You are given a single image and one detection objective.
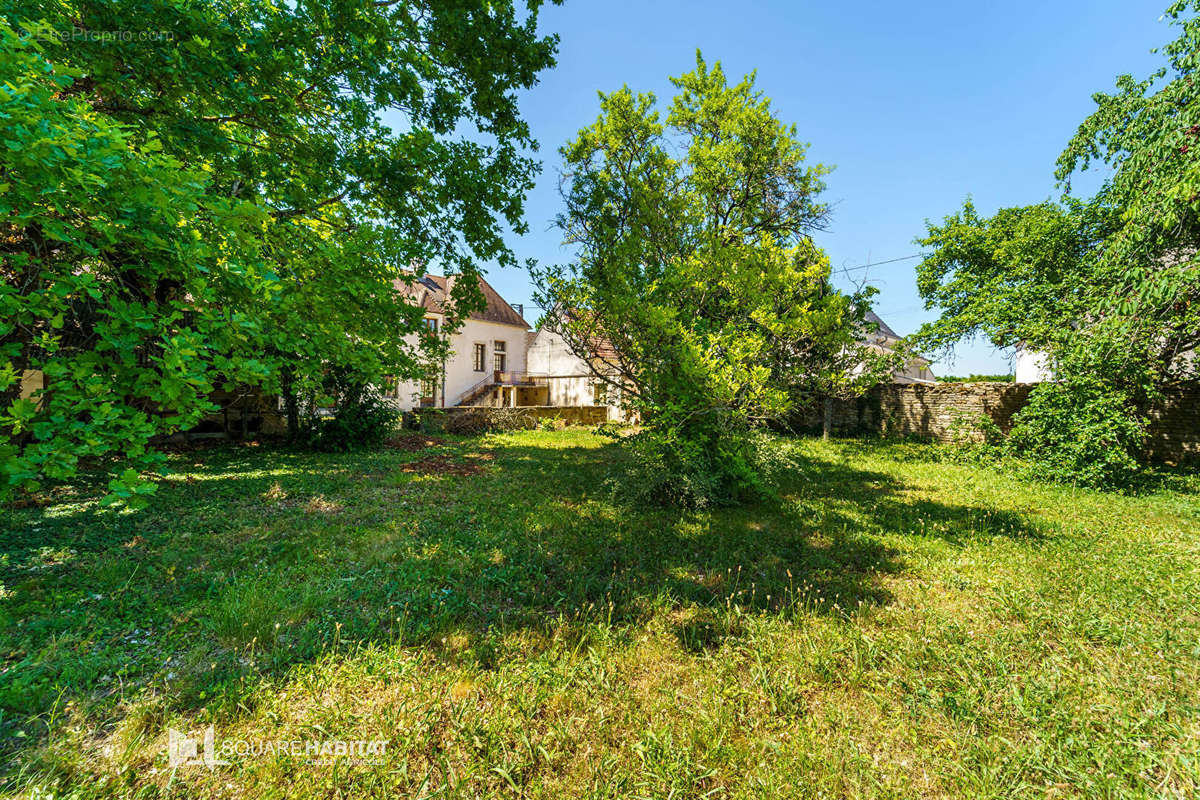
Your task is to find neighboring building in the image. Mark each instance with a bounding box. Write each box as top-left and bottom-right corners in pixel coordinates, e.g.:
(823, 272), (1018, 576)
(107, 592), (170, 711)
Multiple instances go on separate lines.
(1014, 343), (1054, 383)
(525, 325), (631, 421)
(861, 311), (937, 384)
(389, 273), (540, 410)
(524, 309), (927, 423)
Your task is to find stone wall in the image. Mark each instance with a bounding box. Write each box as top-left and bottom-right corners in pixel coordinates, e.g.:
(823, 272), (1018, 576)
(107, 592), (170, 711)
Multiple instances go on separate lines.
(1145, 384), (1200, 464)
(183, 387), (288, 439)
(791, 382), (1032, 441)
(792, 381), (1199, 464)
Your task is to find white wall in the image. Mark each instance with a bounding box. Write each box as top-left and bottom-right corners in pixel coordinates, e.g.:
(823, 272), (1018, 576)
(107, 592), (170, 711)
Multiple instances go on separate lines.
(544, 375), (597, 406)
(527, 328), (629, 420)
(1014, 346), (1053, 383)
(526, 327), (591, 376)
(394, 315), (528, 410)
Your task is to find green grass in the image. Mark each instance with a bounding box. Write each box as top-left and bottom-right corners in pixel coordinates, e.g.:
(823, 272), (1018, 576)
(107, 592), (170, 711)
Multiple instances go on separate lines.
(2, 430), (1199, 798)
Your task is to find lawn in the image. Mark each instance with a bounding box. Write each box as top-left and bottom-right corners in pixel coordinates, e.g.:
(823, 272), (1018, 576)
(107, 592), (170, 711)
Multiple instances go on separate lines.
(2, 429), (1199, 798)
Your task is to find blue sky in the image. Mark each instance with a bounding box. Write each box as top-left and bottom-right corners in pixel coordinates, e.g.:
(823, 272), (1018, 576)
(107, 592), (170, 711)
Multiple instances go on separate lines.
(480, 0), (1170, 375)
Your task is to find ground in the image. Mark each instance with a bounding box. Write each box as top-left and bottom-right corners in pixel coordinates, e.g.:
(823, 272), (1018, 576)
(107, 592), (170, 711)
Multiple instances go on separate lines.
(2, 430), (1199, 798)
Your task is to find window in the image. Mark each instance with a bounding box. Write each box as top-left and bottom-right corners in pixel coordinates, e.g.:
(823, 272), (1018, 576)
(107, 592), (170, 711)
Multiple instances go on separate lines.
(593, 382), (608, 405)
(420, 377), (436, 398)
(493, 340), (506, 372)
(423, 317), (438, 334)
(472, 343), (486, 372)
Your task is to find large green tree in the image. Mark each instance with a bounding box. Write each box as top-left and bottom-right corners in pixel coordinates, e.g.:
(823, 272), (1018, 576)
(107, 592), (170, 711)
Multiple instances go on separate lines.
(1056, 0), (1200, 380)
(913, 1), (1200, 486)
(914, 199), (1117, 359)
(0, 2), (557, 501)
(534, 54), (873, 506)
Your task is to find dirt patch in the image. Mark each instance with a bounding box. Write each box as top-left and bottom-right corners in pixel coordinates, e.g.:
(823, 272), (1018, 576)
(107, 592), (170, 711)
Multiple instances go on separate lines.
(386, 433), (448, 452)
(304, 494), (344, 514)
(401, 453), (491, 477)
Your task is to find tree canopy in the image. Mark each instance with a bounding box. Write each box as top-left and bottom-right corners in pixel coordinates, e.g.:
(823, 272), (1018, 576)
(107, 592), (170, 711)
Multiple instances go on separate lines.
(1, 1), (558, 502)
(534, 53), (875, 505)
(1057, 0), (1200, 366)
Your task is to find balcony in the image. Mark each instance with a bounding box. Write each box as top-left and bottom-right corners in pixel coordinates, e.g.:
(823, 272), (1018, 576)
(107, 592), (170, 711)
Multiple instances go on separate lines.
(492, 370), (548, 386)
(456, 371), (549, 407)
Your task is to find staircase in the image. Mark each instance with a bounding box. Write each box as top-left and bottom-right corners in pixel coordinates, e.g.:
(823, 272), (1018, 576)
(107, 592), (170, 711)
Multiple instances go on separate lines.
(454, 371), (547, 407)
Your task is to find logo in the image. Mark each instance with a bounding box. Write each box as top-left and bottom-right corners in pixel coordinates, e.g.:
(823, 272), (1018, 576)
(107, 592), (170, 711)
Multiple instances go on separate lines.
(165, 725), (390, 769)
(168, 726), (228, 769)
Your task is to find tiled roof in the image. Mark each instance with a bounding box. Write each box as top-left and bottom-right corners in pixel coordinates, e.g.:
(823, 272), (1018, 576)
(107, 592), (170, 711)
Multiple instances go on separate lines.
(863, 310), (901, 341)
(397, 273), (530, 329)
(541, 306), (621, 363)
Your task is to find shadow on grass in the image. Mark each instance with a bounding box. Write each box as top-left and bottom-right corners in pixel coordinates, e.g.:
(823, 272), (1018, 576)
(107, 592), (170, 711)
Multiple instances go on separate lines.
(0, 433), (1048, 768)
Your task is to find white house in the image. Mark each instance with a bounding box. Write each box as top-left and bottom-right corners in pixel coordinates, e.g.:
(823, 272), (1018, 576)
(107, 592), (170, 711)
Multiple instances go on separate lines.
(389, 273), (538, 410)
(525, 325), (630, 420)
(386, 276), (933, 414)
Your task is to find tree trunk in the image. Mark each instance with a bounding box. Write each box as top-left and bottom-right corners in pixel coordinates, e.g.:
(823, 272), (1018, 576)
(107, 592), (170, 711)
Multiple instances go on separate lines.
(281, 366), (300, 443)
(822, 396), (833, 440)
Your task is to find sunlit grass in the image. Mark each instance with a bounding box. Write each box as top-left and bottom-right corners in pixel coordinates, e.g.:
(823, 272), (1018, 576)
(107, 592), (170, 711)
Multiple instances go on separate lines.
(2, 430), (1198, 798)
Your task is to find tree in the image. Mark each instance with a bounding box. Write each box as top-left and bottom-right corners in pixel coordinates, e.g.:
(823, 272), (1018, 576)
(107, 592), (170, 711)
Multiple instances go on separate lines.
(1056, 0), (1200, 390)
(534, 53), (872, 506)
(912, 1), (1200, 486)
(913, 199), (1117, 359)
(1, 2), (558, 502)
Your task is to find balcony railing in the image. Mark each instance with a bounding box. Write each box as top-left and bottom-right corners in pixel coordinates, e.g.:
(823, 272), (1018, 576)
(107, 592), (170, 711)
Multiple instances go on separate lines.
(454, 371), (549, 406)
(492, 370), (547, 386)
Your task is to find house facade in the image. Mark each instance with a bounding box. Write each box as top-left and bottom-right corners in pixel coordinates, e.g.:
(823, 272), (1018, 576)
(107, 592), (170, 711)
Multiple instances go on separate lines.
(389, 274), (538, 410)
(525, 326), (630, 420)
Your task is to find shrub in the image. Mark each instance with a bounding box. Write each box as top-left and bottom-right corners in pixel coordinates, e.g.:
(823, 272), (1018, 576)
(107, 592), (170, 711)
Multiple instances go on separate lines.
(304, 367), (400, 451)
(1006, 379), (1146, 489)
(939, 412), (1007, 466)
(612, 423), (794, 509)
(419, 409), (450, 434)
(593, 420), (624, 438)
(439, 407), (539, 434)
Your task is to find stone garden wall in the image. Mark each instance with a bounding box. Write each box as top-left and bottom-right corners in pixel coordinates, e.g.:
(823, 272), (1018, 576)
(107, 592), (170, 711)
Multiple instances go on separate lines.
(1144, 383), (1200, 464)
(791, 381), (1199, 464)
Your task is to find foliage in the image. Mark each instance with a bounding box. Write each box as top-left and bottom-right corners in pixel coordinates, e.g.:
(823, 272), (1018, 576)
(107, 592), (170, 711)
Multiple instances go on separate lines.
(943, 411), (1005, 448)
(592, 419), (625, 438)
(617, 424), (811, 509)
(4, 431), (1199, 797)
(915, 3), (1200, 486)
(914, 199), (1118, 357)
(430, 406), (543, 435)
(1006, 379), (1147, 489)
(301, 368), (400, 452)
(534, 53), (874, 505)
(614, 419), (754, 509)
(1056, 0), (1200, 379)
(0, 2), (558, 503)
